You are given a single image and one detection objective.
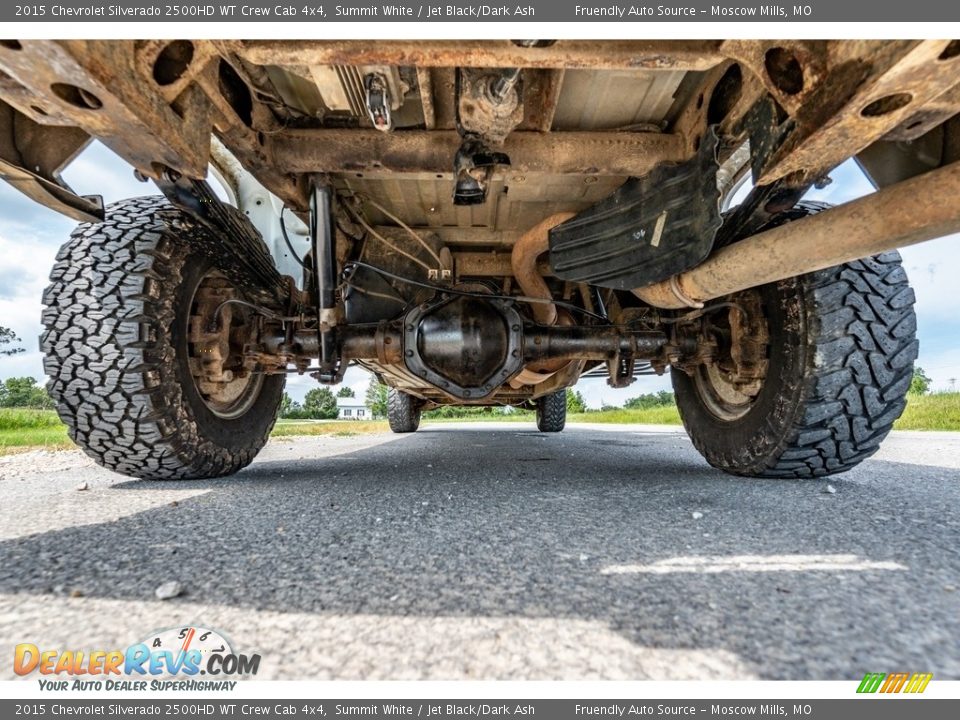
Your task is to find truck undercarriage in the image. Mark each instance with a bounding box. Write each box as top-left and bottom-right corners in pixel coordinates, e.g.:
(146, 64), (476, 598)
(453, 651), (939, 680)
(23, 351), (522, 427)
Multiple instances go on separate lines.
(2, 39), (959, 480)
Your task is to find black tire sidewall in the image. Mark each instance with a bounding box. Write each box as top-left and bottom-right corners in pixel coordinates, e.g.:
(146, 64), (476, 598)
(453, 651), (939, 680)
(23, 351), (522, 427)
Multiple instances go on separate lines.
(671, 275), (809, 474)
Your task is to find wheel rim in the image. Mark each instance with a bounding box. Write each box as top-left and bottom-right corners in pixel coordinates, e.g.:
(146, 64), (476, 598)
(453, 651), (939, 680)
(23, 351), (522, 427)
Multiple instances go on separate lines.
(186, 271), (264, 419)
(694, 362), (757, 420)
(691, 289), (770, 422)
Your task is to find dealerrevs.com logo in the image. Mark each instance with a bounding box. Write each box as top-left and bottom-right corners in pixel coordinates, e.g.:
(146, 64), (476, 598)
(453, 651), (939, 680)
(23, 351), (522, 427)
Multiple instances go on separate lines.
(14, 626), (259, 691)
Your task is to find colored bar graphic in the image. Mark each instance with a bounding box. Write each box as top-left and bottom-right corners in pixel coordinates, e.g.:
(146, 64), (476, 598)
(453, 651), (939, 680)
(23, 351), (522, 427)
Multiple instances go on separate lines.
(883, 672), (901, 692)
(857, 672), (932, 694)
(905, 673), (934, 693)
(857, 673), (886, 693)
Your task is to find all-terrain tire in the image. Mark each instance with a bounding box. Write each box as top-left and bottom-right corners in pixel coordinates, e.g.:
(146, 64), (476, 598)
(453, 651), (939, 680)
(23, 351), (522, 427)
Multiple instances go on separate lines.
(673, 207), (917, 478)
(387, 388), (421, 433)
(41, 196), (285, 481)
(536, 390), (567, 433)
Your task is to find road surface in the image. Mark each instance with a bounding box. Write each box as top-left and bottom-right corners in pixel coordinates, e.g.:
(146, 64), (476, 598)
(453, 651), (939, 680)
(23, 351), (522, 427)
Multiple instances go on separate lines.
(1, 423), (958, 680)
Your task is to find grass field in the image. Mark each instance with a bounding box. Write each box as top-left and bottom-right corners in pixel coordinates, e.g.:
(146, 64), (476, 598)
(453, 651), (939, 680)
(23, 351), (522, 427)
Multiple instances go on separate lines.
(0, 408), (73, 452)
(1, 393), (958, 455)
(272, 419), (389, 437)
(892, 392), (960, 431)
(570, 405), (683, 425)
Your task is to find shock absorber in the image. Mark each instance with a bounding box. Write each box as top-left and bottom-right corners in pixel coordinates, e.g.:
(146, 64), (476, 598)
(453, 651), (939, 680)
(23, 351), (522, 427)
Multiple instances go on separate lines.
(311, 181), (340, 381)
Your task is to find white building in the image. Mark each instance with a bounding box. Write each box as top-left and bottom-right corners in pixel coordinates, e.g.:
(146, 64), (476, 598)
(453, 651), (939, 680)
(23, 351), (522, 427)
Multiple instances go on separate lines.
(336, 397), (368, 420)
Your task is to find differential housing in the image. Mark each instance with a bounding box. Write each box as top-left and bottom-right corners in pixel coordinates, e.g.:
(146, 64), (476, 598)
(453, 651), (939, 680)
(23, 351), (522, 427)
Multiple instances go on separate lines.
(402, 294), (525, 400)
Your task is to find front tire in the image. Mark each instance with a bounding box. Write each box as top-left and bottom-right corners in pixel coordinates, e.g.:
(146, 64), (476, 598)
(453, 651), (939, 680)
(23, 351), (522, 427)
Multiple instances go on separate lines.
(673, 248), (917, 478)
(41, 196), (285, 481)
(536, 390), (567, 433)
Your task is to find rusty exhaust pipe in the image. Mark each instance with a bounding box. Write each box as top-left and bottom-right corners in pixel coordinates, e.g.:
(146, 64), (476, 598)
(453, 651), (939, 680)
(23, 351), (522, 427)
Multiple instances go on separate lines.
(510, 212), (576, 385)
(512, 212), (576, 324)
(634, 161), (960, 309)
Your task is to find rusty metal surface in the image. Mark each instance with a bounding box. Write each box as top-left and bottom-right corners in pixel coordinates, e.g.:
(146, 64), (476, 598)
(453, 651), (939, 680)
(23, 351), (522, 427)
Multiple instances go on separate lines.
(342, 175), (626, 237)
(233, 40), (726, 71)
(511, 212), (575, 326)
(416, 67), (436, 130)
(454, 252), (552, 277)
(2, 38), (960, 282)
(0, 98), (102, 221)
(0, 40), (211, 177)
(457, 68), (525, 145)
(550, 68), (685, 131)
(523, 68), (565, 133)
(269, 128), (686, 175)
(741, 40), (960, 185)
(634, 160), (960, 309)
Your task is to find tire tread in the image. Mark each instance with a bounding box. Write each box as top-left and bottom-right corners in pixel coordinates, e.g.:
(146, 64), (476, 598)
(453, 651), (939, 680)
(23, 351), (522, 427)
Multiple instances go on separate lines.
(387, 389), (421, 433)
(41, 196), (280, 480)
(536, 391), (566, 433)
(678, 204), (917, 478)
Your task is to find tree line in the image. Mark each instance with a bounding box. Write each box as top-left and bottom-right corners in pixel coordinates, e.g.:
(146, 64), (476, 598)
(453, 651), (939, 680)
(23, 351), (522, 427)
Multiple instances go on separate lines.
(281, 386), (356, 419)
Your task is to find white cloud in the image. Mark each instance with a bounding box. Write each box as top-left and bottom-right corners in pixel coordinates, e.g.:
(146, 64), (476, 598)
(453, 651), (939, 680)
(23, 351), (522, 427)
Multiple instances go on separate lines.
(899, 235), (958, 322)
(61, 141), (158, 205)
(0, 230), (57, 379)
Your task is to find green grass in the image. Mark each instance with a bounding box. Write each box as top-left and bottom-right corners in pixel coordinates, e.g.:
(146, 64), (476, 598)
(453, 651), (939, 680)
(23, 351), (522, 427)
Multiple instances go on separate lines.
(894, 392), (960, 431)
(0, 408), (72, 453)
(270, 419), (389, 437)
(570, 406), (683, 425)
(424, 412), (532, 422)
(569, 393), (960, 430)
(1, 393), (957, 454)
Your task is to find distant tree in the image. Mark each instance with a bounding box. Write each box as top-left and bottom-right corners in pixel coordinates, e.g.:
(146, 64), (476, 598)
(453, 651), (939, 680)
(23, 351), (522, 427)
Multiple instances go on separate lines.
(0, 326), (24, 357)
(909, 366), (932, 395)
(0, 376), (54, 409)
(336, 386), (355, 398)
(566, 389), (587, 414)
(303, 387), (338, 419)
(281, 400), (306, 419)
(624, 391), (676, 410)
(279, 392), (297, 417)
(365, 381), (389, 419)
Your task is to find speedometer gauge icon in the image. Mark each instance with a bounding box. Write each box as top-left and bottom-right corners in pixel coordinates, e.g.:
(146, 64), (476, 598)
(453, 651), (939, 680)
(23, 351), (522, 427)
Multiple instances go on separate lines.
(139, 626), (234, 677)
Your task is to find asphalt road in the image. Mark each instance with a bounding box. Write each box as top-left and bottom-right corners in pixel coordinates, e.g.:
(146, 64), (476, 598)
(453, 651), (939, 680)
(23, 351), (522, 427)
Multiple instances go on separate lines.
(1, 423), (958, 681)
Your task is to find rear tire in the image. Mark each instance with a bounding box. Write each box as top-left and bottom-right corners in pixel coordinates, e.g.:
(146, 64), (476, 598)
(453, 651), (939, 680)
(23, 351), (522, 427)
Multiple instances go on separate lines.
(673, 232), (917, 478)
(41, 196), (285, 481)
(536, 390), (567, 433)
(387, 388), (421, 433)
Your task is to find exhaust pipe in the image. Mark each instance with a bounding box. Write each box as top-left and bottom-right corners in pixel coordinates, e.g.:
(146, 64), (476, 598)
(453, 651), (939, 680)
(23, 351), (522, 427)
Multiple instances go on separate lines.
(512, 212), (575, 324)
(634, 161), (960, 309)
(510, 212), (576, 386)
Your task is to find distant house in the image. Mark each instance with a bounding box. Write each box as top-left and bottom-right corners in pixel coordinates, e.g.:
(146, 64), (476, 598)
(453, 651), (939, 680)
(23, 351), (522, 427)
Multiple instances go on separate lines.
(337, 397), (368, 420)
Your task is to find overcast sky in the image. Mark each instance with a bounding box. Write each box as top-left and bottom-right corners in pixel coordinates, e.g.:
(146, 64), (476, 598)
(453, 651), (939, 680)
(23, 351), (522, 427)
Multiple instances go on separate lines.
(1, 142), (958, 407)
